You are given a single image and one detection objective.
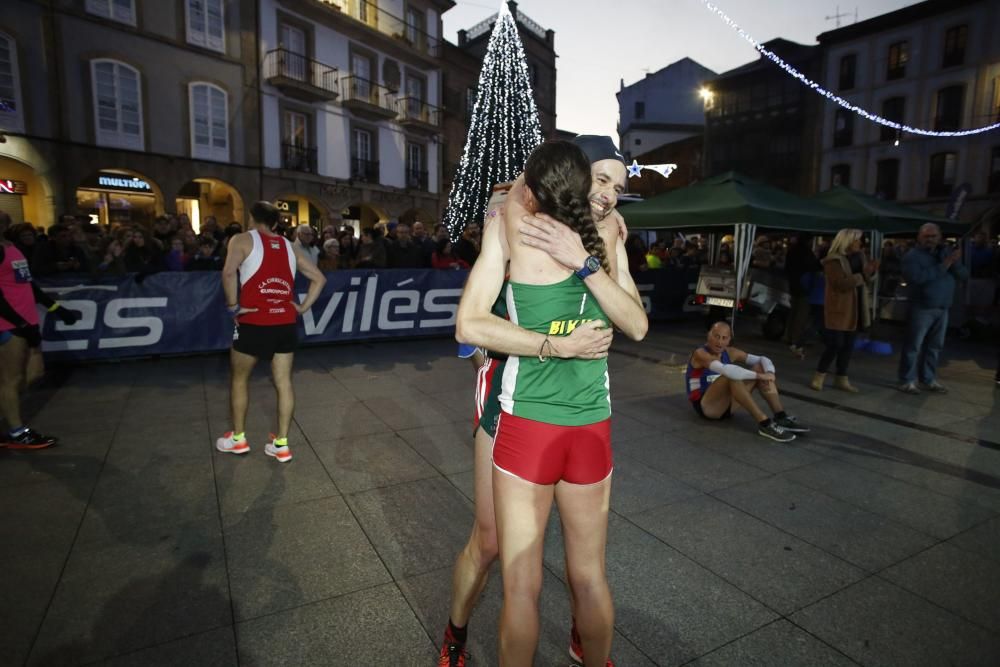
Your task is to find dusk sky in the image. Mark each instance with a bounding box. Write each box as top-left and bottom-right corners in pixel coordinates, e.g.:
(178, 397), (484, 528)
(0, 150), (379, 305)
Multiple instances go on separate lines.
(443, 0), (918, 140)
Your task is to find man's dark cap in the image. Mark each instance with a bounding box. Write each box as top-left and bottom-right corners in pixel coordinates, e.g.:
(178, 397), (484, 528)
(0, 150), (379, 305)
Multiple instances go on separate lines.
(571, 135), (626, 166)
(250, 201), (280, 228)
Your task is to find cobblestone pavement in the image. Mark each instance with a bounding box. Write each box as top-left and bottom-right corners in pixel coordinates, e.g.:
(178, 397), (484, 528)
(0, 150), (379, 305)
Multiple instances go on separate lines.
(2, 323), (998, 666)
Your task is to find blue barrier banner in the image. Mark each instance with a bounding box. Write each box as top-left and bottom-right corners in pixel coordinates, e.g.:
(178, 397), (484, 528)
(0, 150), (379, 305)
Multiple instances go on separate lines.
(35, 268), (686, 361)
(37, 269), (468, 361)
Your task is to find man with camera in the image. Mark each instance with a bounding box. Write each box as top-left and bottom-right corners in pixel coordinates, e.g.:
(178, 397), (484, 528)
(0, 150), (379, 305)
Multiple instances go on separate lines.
(897, 223), (969, 394)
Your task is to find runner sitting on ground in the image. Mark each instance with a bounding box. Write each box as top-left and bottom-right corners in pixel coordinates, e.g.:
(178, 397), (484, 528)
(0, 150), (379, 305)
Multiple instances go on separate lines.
(686, 321), (808, 442)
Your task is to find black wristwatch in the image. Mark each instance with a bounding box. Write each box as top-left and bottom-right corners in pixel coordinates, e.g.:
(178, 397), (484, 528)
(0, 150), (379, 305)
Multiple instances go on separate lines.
(575, 255), (601, 280)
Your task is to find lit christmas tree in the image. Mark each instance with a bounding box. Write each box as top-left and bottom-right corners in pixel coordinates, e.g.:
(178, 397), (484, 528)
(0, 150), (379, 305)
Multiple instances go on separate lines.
(443, 1), (543, 239)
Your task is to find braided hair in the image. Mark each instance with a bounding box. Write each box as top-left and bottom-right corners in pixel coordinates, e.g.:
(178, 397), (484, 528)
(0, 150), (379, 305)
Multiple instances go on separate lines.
(524, 141), (610, 274)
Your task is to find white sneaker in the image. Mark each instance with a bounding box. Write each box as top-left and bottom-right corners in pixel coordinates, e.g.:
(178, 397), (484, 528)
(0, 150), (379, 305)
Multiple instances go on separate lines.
(265, 435), (293, 463)
(216, 431), (249, 454)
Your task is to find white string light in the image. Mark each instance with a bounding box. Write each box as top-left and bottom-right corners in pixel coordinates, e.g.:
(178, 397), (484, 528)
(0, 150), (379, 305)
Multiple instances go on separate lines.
(699, 0), (1000, 138)
(628, 160), (677, 179)
(442, 2), (543, 239)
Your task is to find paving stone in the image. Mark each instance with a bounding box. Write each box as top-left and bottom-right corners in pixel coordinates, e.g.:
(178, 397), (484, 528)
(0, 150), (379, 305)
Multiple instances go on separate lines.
(0, 550), (70, 667)
(713, 476), (936, 572)
(310, 432), (438, 494)
(103, 626), (237, 666)
(544, 514), (778, 665)
(689, 619), (860, 666)
(615, 433), (771, 493)
(947, 515), (1000, 563)
(609, 452), (702, 517)
(293, 400), (393, 441)
(347, 477), (474, 579)
(398, 565), (656, 667)
(236, 583), (434, 665)
(880, 542), (1000, 632)
(28, 519), (230, 666)
(75, 460), (218, 547)
(396, 420), (476, 475)
(0, 430), (111, 490)
(632, 495), (865, 614)
(791, 576), (1000, 667)
(784, 458), (996, 539)
(222, 495), (390, 620)
(213, 440), (340, 516)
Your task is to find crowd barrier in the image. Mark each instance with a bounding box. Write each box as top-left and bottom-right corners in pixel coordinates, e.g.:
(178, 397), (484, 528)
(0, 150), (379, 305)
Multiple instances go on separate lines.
(35, 268), (692, 361)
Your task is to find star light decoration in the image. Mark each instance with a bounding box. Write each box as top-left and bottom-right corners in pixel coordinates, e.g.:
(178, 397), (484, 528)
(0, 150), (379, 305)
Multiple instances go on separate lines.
(628, 160), (678, 179)
(700, 0), (1000, 137)
(442, 1), (543, 240)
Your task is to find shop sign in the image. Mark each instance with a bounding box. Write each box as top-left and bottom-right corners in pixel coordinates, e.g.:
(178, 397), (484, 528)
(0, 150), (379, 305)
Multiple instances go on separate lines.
(81, 172), (153, 193)
(276, 200), (299, 215)
(0, 179), (28, 195)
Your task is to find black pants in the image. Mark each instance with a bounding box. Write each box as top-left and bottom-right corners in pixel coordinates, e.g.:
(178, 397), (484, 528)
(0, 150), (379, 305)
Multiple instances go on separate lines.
(817, 329), (856, 376)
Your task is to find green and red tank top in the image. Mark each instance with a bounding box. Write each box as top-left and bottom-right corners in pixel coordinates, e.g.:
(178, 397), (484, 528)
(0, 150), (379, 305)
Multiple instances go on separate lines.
(498, 274), (610, 426)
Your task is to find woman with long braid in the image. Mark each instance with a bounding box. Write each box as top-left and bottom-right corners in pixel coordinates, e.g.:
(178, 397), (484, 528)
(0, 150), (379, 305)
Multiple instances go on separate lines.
(456, 140), (647, 667)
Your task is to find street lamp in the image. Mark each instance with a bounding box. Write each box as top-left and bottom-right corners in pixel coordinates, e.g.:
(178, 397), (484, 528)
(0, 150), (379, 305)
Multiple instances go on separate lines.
(699, 86), (714, 110)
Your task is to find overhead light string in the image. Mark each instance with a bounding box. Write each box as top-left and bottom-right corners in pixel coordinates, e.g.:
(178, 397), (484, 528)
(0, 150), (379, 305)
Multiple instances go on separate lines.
(698, 0), (1000, 138)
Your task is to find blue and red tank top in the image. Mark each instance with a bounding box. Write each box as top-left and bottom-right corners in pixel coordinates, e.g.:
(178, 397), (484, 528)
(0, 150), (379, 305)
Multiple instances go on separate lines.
(685, 345), (730, 402)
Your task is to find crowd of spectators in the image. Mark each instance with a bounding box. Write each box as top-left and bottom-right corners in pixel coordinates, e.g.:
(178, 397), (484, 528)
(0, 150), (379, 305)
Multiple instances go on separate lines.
(3, 213), (238, 278)
(625, 234), (710, 272)
(1, 214), (486, 279)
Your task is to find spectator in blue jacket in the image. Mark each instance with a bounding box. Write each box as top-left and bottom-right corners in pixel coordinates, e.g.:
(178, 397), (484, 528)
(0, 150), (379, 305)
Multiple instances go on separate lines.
(897, 223), (969, 394)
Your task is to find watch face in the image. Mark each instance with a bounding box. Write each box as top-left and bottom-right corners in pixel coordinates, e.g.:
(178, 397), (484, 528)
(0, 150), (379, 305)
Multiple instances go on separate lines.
(585, 256), (601, 272)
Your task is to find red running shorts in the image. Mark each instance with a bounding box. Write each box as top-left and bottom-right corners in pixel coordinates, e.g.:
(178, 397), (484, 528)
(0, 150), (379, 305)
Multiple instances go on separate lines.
(492, 410), (613, 485)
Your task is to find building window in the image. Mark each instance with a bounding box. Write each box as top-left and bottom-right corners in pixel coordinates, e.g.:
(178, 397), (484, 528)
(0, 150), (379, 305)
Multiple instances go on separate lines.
(406, 142), (426, 190)
(634, 138), (642, 146)
(0, 32), (24, 133)
(635, 100), (645, 120)
(876, 159), (899, 200)
(990, 147), (1000, 193)
(465, 86), (477, 121)
(934, 85), (964, 132)
(831, 164), (851, 188)
(351, 52), (374, 101)
(405, 7), (425, 49)
(880, 96), (905, 142)
(528, 62), (538, 87)
(405, 75), (425, 119)
(282, 109), (314, 172)
(887, 40), (908, 80)
(993, 76), (1000, 122)
(833, 108), (853, 147)
(838, 53), (856, 91)
(928, 152), (957, 197)
(186, 0), (225, 53)
(278, 23), (310, 84)
(85, 0), (136, 25)
(352, 128), (377, 181)
(90, 59), (143, 150)
(189, 83), (228, 162)
(942, 25), (967, 68)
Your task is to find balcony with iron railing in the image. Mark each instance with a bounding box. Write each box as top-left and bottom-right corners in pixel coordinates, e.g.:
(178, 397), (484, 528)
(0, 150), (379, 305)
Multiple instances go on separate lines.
(283, 144), (318, 173)
(263, 48), (338, 102)
(397, 97), (441, 133)
(406, 169), (428, 191)
(341, 75), (398, 120)
(318, 0), (441, 58)
(351, 157), (379, 182)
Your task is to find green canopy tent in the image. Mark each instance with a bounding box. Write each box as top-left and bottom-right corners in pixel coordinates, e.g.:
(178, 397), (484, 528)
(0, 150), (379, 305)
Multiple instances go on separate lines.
(813, 186), (964, 235)
(620, 172), (868, 331)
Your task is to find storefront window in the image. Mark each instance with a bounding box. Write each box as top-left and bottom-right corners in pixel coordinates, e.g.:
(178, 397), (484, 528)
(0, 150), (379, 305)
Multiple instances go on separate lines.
(76, 170), (159, 227)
